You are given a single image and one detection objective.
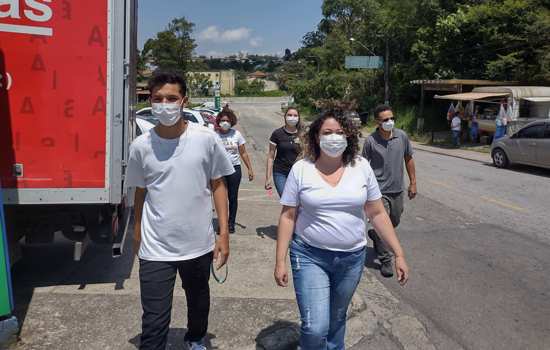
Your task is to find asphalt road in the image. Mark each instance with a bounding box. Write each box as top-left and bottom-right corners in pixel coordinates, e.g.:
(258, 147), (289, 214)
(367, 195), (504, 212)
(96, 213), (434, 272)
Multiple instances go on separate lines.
(234, 101), (550, 350)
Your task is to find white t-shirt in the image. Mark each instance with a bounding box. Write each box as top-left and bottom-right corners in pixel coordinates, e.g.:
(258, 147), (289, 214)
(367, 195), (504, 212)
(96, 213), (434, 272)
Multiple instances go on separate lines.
(451, 116), (462, 131)
(217, 129), (246, 166)
(126, 123), (235, 261)
(280, 157), (382, 252)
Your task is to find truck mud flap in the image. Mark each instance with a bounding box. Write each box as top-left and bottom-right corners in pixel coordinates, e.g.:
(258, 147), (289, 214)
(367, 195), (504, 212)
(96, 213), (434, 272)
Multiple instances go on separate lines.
(111, 203), (131, 258)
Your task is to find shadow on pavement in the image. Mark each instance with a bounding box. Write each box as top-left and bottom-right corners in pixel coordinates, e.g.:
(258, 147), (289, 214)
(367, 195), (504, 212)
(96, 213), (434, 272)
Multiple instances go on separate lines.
(482, 162), (550, 179)
(256, 225), (277, 240)
(11, 237), (135, 332)
(255, 320), (299, 350)
(129, 329), (218, 349)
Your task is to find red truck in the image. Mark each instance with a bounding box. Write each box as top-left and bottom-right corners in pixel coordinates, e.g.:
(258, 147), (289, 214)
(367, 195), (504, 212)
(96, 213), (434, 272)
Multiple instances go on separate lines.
(0, 0), (138, 261)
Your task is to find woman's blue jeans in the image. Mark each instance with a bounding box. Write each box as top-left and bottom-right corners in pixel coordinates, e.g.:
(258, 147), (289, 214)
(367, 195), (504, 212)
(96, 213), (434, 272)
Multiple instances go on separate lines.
(290, 236), (366, 350)
(273, 172), (288, 197)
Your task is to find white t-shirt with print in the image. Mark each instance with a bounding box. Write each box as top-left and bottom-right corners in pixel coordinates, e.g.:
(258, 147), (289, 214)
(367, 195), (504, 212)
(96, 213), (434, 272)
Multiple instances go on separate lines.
(217, 129), (246, 166)
(125, 123), (235, 261)
(280, 157), (382, 252)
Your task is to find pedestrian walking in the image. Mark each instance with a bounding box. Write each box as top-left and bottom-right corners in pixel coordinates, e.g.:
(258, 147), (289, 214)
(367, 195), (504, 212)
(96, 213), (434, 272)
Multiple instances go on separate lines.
(274, 111), (409, 349)
(265, 107), (302, 196)
(126, 72), (235, 350)
(362, 104), (417, 278)
(451, 111), (462, 147)
(470, 109), (479, 143)
(215, 107), (254, 233)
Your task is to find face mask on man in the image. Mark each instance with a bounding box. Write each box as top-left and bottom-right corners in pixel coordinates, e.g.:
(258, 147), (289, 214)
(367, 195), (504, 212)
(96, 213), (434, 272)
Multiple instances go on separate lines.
(219, 121), (232, 131)
(286, 116), (299, 126)
(381, 119), (395, 132)
(319, 133), (348, 158)
(152, 102), (182, 126)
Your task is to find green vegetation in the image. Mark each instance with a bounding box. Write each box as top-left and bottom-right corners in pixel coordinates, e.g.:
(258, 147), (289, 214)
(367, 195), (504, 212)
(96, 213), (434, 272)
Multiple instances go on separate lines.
(279, 0), (550, 132)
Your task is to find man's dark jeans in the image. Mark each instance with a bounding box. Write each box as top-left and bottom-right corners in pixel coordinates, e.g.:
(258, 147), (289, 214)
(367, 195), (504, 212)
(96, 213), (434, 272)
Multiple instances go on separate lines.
(369, 192), (404, 263)
(139, 252), (213, 350)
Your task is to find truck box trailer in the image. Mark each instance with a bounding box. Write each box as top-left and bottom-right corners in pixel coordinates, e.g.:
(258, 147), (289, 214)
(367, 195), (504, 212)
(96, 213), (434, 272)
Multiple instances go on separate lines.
(0, 0), (138, 261)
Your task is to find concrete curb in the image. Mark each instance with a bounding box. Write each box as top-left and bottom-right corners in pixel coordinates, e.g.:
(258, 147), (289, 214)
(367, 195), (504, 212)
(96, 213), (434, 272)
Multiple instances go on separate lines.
(412, 142), (492, 164)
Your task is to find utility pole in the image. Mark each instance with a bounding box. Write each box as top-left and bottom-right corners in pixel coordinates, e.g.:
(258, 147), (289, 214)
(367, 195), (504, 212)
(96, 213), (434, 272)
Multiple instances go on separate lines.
(384, 37), (390, 105)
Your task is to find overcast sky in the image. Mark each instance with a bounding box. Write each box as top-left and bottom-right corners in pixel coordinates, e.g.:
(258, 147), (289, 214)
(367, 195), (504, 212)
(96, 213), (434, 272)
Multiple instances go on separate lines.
(138, 0), (324, 57)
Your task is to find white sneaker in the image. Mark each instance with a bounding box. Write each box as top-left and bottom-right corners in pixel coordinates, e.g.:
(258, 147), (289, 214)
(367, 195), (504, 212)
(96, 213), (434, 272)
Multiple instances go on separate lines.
(185, 340), (207, 350)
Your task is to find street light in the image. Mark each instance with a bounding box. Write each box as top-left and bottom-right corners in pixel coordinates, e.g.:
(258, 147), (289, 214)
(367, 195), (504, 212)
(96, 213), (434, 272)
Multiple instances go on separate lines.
(349, 37), (376, 56)
(349, 37), (390, 105)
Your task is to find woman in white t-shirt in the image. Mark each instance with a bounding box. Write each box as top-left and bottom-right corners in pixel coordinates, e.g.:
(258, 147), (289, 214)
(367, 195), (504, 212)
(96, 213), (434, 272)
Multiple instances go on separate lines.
(216, 107), (254, 233)
(274, 111), (409, 349)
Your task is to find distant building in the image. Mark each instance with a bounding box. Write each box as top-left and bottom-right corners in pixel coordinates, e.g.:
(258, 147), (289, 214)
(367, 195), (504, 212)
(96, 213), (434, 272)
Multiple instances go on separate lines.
(188, 70), (236, 96)
(247, 71), (279, 92)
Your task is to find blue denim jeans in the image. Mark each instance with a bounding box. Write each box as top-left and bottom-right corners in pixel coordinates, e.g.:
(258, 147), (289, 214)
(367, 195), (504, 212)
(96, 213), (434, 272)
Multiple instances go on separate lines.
(290, 236), (366, 350)
(273, 172), (288, 197)
(452, 130), (461, 147)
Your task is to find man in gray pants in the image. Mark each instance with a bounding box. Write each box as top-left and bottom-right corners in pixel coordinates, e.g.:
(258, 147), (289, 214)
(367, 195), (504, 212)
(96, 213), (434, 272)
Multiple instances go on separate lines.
(362, 105), (417, 277)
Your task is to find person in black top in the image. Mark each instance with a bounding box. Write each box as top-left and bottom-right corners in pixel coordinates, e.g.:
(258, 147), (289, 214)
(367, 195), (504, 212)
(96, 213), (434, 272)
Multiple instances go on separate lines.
(265, 107), (302, 196)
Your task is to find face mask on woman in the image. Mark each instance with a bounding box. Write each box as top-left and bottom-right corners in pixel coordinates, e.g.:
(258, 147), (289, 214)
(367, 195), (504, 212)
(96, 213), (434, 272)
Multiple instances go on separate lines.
(152, 102), (182, 126)
(286, 115), (299, 126)
(219, 121), (232, 131)
(320, 133), (348, 158)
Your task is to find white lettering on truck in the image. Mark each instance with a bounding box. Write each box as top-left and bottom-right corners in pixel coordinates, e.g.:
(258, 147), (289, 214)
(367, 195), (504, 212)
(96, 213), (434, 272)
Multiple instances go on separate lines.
(0, 0), (53, 36)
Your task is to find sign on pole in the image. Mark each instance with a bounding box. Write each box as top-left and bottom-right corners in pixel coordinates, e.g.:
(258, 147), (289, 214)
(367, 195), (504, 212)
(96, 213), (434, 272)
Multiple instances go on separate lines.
(345, 56), (383, 69)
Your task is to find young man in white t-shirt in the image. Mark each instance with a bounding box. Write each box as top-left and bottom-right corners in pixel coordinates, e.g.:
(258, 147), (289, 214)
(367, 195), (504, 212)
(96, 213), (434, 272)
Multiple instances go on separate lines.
(126, 72), (235, 350)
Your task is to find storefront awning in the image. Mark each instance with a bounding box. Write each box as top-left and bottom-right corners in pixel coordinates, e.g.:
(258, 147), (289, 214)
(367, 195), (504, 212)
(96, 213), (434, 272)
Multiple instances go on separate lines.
(434, 92), (510, 101)
(522, 97), (550, 102)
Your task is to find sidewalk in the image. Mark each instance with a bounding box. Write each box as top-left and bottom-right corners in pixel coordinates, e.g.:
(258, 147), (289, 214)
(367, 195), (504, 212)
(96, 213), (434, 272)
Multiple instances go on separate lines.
(412, 141), (492, 164)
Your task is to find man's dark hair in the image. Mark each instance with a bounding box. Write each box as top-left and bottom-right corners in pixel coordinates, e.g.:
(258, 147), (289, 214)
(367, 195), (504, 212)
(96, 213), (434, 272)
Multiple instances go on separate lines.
(148, 71), (187, 97)
(374, 104), (392, 120)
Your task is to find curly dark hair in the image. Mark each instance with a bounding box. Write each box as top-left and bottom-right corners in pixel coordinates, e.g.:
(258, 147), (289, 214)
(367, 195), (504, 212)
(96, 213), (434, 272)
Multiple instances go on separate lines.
(303, 110), (361, 166)
(216, 106), (238, 126)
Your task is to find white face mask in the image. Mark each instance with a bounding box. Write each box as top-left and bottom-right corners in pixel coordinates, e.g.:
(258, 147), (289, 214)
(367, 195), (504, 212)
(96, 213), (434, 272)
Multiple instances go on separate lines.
(382, 119), (395, 132)
(152, 102), (182, 126)
(319, 133), (348, 158)
(219, 121), (232, 131)
(286, 116), (299, 126)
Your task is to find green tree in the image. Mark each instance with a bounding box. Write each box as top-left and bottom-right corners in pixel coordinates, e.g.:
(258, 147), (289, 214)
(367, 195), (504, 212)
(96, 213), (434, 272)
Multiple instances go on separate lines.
(142, 17), (197, 75)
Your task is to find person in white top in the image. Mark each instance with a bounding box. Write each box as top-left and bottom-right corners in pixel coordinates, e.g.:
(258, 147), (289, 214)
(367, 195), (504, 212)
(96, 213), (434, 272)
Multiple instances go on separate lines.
(274, 111), (410, 349)
(126, 72), (235, 350)
(215, 107), (254, 233)
(451, 111), (462, 147)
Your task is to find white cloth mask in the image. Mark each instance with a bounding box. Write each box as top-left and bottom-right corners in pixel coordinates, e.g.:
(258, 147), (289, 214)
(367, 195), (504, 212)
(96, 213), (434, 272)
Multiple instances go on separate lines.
(152, 103), (182, 126)
(382, 119), (395, 132)
(320, 134), (348, 158)
(286, 116), (299, 126)
(219, 121), (232, 131)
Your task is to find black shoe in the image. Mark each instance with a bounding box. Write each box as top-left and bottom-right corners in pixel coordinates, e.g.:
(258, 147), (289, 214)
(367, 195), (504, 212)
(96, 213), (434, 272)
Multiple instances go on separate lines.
(229, 226), (235, 234)
(380, 260), (394, 278)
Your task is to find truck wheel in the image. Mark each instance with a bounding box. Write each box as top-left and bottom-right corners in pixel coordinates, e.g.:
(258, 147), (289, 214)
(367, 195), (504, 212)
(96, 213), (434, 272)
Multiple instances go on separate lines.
(492, 148), (509, 168)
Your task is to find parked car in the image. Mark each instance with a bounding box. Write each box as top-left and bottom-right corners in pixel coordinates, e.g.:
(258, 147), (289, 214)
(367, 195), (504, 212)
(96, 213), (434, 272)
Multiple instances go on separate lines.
(192, 108), (218, 127)
(491, 120), (550, 169)
(135, 117), (155, 136)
